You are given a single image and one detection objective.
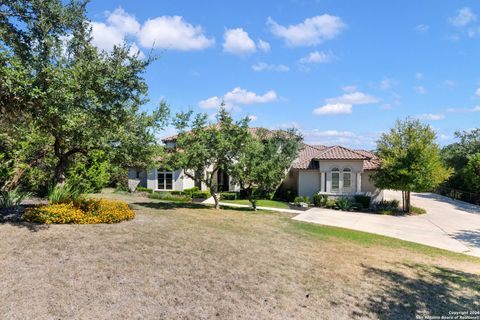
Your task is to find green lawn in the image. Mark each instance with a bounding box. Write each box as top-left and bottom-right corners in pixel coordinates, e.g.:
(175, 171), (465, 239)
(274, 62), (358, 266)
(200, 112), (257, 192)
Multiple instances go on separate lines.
(221, 199), (290, 209)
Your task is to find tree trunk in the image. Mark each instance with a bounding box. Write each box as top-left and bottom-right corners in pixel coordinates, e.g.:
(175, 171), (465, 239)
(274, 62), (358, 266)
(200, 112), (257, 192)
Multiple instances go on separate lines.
(211, 189), (220, 209)
(54, 158), (68, 186)
(406, 191), (411, 213)
(401, 191), (405, 212)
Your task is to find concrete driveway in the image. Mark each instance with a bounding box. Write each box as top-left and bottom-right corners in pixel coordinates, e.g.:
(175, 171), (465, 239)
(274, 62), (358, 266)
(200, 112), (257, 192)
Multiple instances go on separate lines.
(293, 190), (480, 257)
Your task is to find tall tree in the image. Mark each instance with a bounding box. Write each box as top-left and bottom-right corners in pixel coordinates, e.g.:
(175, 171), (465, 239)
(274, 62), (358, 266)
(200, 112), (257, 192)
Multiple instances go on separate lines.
(464, 153), (480, 192)
(0, 0), (168, 188)
(442, 129), (480, 192)
(169, 108), (249, 209)
(229, 128), (302, 210)
(372, 119), (452, 212)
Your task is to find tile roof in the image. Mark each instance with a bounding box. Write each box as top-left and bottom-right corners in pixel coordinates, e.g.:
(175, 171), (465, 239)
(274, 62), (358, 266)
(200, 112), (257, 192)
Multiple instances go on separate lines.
(292, 145), (380, 170)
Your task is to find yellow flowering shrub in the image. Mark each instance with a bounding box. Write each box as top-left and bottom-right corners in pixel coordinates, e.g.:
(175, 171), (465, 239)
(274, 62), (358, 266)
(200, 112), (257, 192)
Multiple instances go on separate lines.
(23, 198), (135, 224)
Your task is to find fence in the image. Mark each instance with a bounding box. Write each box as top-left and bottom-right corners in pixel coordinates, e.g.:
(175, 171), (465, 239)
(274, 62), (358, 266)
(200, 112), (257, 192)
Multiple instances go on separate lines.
(434, 186), (480, 205)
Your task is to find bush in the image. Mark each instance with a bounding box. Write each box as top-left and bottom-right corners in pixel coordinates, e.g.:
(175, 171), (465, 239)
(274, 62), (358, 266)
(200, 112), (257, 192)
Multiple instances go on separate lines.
(326, 199), (337, 208)
(149, 192), (191, 202)
(274, 188), (297, 202)
(410, 206), (427, 215)
(354, 195), (371, 209)
(313, 194), (328, 207)
(170, 190), (185, 196)
(0, 188), (30, 209)
(372, 199), (399, 211)
(23, 198), (135, 224)
(294, 196), (310, 205)
(220, 192), (237, 200)
(335, 198), (356, 211)
(48, 184), (83, 204)
(183, 187), (199, 197)
(192, 191), (211, 199)
(66, 151), (110, 193)
(136, 187), (153, 193)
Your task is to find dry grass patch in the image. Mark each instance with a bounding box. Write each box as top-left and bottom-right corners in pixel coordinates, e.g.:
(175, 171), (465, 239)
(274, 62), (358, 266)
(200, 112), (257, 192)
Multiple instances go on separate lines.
(0, 191), (478, 319)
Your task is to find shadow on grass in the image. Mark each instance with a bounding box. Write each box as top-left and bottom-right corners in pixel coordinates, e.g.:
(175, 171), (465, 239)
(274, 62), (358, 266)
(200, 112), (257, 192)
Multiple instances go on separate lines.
(0, 205), (50, 232)
(132, 201), (259, 213)
(358, 262), (480, 319)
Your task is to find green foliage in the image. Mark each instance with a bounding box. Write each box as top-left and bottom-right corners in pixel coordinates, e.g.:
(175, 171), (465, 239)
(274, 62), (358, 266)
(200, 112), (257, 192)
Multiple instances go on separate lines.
(183, 187), (200, 197)
(372, 200), (400, 211)
(463, 153), (480, 192)
(0, 188), (30, 209)
(0, 0), (168, 190)
(136, 187), (153, 193)
(325, 199), (337, 208)
(353, 195), (371, 209)
(294, 196), (310, 205)
(372, 118), (452, 211)
(313, 194), (328, 207)
(170, 190), (185, 195)
(149, 192), (191, 202)
(442, 129), (480, 192)
(192, 191), (211, 199)
(410, 206), (427, 215)
(66, 151), (110, 193)
(220, 192), (237, 200)
(169, 107), (250, 209)
(335, 198), (355, 211)
(48, 184), (82, 204)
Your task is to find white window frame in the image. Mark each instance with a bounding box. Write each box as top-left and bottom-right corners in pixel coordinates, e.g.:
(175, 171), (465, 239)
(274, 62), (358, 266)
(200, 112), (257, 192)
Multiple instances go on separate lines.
(342, 168), (352, 193)
(157, 170), (174, 190)
(331, 168), (340, 193)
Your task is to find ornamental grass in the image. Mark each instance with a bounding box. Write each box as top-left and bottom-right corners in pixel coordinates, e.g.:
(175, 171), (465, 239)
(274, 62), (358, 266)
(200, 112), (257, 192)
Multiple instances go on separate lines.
(23, 198), (135, 224)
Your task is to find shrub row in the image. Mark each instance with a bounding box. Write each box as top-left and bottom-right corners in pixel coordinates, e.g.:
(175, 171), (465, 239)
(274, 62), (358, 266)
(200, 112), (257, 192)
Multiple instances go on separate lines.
(23, 198), (135, 224)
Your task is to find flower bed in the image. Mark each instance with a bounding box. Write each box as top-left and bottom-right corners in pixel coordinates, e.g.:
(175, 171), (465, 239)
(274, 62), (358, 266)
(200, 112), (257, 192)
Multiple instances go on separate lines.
(23, 198), (135, 224)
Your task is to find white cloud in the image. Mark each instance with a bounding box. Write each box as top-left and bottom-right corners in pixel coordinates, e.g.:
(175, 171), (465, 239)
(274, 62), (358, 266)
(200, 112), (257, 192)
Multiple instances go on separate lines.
(341, 85), (357, 93)
(476, 87), (480, 96)
(444, 80), (456, 87)
(326, 91), (380, 105)
(252, 62), (289, 72)
(449, 7), (477, 27)
(309, 130), (354, 137)
(106, 7), (141, 35)
(415, 86), (427, 94)
(267, 15), (346, 46)
(415, 24), (430, 33)
(257, 39), (271, 52)
(247, 115), (258, 121)
(418, 113), (445, 121)
(312, 103), (352, 116)
(199, 87), (278, 110)
(128, 42), (145, 59)
(447, 106), (480, 113)
(299, 51), (334, 64)
(139, 16), (214, 50)
(378, 78), (397, 90)
(415, 72), (424, 79)
(222, 28), (256, 55)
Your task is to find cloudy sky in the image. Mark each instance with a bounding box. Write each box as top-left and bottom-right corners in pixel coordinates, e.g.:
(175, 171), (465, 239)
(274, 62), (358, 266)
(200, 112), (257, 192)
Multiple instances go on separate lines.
(86, 0), (480, 148)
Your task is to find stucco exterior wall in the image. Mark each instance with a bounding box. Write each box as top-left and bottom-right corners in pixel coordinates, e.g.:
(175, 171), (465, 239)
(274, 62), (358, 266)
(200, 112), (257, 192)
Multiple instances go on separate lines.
(298, 170), (321, 198)
(127, 168), (147, 188)
(361, 170), (384, 202)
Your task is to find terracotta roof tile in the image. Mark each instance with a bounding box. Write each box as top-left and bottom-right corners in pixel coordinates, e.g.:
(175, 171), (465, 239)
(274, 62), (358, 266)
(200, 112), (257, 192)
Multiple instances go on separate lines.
(314, 145), (369, 160)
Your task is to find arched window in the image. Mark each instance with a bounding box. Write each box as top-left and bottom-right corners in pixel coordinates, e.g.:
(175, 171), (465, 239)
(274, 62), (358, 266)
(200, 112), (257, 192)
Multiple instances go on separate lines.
(331, 168), (340, 192)
(343, 168), (352, 192)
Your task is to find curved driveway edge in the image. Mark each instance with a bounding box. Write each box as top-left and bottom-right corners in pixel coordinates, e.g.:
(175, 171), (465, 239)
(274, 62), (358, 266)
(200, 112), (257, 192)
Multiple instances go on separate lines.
(293, 191), (480, 257)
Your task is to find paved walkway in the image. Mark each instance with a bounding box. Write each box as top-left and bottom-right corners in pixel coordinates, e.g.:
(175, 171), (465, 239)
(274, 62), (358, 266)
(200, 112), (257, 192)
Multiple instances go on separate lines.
(293, 191), (480, 257)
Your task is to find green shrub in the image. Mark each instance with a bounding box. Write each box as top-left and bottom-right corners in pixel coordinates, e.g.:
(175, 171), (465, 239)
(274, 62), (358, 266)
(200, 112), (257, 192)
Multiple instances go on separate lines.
(170, 190), (185, 196)
(294, 196), (310, 205)
(220, 192), (237, 200)
(136, 187), (153, 193)
(23, 198), (135, 224)
(0, 188), (30, 209)
(326, 199), (337, 208)
(410, 206), (427, 215)
(372, 199), (399, 211)
(335, 198), (356, 211)
(192, 191), (211, 199)
(313, 194), (328, 207)
(183, 187), (200, 197)
(48, 184), (83, 204)
(354, 195), (371, 209)
(66, 150), (110, 193)
(149, 192), (191, 202)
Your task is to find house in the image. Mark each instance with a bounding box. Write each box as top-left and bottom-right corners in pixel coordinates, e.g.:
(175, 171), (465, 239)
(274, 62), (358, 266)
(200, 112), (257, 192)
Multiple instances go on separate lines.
(128, 130), (383, 202)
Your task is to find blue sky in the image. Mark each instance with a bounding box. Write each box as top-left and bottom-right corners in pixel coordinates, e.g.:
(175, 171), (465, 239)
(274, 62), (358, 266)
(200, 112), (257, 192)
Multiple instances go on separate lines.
(86, 0), (480, 149)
